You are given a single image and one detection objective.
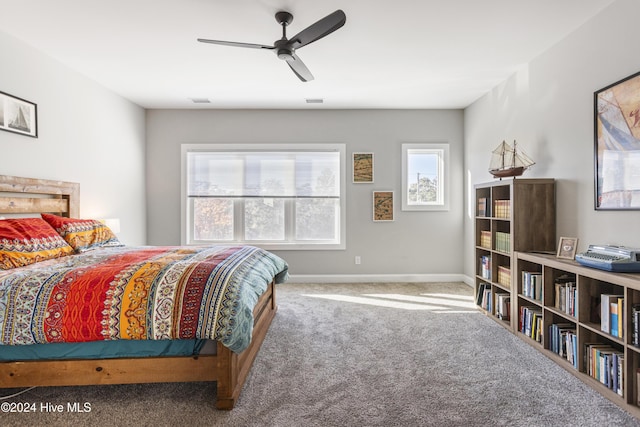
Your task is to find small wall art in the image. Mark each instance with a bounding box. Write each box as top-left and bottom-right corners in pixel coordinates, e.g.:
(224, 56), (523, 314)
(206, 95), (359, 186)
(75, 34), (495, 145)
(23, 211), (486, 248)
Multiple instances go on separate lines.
(0, 91), (37, 138)
(373, 191), (394, 221)
(353, 152), (374, 183)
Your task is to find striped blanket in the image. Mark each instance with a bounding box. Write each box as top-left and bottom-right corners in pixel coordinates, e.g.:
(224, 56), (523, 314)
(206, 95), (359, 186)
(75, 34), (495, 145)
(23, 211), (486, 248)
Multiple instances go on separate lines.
(0, 245), (288, 353)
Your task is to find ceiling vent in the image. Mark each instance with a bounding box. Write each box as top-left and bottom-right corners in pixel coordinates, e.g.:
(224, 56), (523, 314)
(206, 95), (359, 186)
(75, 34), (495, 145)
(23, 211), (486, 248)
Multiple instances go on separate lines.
(305, 98), (324, 104)
(190, 98), (211, 104)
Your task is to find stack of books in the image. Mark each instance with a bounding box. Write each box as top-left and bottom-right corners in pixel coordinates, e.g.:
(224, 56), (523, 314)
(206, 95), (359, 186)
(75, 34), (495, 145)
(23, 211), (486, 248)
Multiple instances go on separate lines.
(519, 306), (543, 343)
(476, 283), (492, 311)
(494, 200), (511, 218)
(480, 255), (491, 280)
(497, 266), (511, 288)
(522, 271), (543, 302)
(480, 231), (491, 249)
(586, 343), (623, 396)
(632, 304), (640, 347)
(494, 232), (511, 253)
(601, 294), (624, 338)
(554, 274), (577, 317)
(477, 197), (488, 217)
(549, 323), (577, 369)
(495, 292), (510, 320)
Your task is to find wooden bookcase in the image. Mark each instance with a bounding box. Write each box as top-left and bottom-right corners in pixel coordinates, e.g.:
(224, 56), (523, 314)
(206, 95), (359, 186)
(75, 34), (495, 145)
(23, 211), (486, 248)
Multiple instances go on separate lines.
(515, 251), (640, 418)
(474, 178), (556, 329)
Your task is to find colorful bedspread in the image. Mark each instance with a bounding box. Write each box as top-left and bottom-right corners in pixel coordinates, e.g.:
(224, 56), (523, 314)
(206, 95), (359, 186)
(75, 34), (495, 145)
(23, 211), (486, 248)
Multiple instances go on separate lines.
(0, 245), (288, 353)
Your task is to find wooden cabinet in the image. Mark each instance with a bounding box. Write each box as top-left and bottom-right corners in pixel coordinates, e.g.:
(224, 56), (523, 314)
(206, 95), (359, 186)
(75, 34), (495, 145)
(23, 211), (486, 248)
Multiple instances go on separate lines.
(515, 251), (640, 418)
(474, 179), (555, 329)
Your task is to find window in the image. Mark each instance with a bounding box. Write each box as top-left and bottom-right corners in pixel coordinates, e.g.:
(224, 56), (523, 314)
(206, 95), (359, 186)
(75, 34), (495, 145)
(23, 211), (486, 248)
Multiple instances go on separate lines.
(401, 143), (449, 211)
(182, 144), (345, 250)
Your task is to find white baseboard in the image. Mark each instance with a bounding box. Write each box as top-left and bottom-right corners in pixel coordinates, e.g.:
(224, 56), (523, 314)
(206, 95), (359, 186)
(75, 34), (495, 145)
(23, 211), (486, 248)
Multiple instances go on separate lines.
(288, 273), (474, 286)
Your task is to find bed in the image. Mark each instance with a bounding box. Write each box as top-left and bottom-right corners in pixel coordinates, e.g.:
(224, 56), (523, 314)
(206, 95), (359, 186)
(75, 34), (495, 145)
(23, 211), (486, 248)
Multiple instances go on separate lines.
(0, 175), (288, 409)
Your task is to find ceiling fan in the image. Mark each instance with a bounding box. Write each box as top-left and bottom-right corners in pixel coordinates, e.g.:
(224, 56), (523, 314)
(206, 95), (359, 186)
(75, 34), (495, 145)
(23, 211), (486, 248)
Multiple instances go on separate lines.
(197, 9), (346, 82)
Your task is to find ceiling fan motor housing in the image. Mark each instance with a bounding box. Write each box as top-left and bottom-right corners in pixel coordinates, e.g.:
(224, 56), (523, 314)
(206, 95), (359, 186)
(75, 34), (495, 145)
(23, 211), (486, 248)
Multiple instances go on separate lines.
(274, 39), (293, 60)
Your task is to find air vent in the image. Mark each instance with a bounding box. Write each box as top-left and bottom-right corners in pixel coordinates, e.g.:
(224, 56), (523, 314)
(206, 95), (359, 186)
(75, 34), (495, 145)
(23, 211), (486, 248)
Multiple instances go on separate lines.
(190, 98), (211, 104)
(305, 98), (324, 104)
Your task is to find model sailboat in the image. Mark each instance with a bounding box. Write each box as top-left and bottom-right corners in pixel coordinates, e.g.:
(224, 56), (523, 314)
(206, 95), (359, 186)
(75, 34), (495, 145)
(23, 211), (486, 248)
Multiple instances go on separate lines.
(489, 140), (535, 178)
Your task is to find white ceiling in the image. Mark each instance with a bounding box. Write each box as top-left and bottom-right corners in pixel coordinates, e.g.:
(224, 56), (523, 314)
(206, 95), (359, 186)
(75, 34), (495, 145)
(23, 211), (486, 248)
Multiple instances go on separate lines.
(0, 0), (614, 109)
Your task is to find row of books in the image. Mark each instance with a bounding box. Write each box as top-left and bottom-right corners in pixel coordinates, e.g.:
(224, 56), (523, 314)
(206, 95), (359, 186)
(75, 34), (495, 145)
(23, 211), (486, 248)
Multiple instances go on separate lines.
(549, 323), (578, 369)
(480, 256), (491, 280)
(479, 230), (491, 248)
(522, 271), (543, 302)
(632, 305), (640, 347)
(585, 343), (623, 396)
(519, 306), (543, 343)
(477, 197), (488, 217)
(554, 276), (577, 317)
(494, 199), (511, 218)
(601, 294), (623, 338)
(494, 231), (511, 253)
(476, 283), (492, 311)
(495, 292), (510, 320)
(476, 197), (512, 218)
(497, 265), (511, 288)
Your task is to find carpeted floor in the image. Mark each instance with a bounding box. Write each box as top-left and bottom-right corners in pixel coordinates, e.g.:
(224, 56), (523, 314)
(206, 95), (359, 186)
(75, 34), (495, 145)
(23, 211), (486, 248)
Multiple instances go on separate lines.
(2, 282), (639, 426)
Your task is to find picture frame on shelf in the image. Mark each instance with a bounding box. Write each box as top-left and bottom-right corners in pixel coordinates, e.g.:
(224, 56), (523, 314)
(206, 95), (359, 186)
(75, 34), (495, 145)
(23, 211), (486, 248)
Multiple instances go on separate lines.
(0, 91), (38, 138)
(557, 237), (578, 260)
(352, 152), (374, 183)
(594, 70), (640, 210)
(372, 191), (394, 221)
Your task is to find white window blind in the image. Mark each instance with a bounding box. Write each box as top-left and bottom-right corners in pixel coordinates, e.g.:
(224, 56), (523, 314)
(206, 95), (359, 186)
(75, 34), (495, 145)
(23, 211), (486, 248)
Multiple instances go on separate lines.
(182, 144), (345, 250)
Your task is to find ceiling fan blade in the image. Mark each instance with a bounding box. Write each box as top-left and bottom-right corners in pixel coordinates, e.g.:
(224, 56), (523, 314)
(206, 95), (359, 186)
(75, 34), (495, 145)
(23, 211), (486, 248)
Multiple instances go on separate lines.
(288, 9), (346, 50)
(197, 38), (274, 50)
(285, 53), (314, 82)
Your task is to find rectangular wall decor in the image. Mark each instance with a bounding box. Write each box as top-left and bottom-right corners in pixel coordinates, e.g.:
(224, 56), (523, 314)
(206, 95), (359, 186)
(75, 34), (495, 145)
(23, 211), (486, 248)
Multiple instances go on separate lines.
(353, 152), (374, 183)
(594, 70), (640, 209)
(0, 91), (37, 138)
(373, 191), (394, 221)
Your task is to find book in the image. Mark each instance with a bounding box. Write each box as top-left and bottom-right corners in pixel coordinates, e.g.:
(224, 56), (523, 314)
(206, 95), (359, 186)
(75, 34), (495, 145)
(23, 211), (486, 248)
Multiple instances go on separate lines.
(611, 301), (619, 337)
(617, 297), (624, 339)
(601, 294), (623, 334)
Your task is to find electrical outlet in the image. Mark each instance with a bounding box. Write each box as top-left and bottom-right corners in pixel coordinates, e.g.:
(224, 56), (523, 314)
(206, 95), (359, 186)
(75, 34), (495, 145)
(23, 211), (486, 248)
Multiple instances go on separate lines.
(355, 256), (361, 265)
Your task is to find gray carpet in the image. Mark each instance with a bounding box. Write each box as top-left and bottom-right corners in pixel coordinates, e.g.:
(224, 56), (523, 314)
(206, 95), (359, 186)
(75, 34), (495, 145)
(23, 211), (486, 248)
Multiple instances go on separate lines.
(2, 282), (639, 426)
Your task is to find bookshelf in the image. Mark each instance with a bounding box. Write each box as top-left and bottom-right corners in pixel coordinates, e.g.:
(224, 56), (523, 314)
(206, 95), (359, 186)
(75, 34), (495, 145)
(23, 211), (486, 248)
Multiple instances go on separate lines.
(474, 178), (556, 329)
(515, 251), (640, 418)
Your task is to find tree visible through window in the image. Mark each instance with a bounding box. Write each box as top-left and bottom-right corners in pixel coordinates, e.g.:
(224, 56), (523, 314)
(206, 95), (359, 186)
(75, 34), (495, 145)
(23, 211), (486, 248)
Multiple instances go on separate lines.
(402, 143), (449, 211)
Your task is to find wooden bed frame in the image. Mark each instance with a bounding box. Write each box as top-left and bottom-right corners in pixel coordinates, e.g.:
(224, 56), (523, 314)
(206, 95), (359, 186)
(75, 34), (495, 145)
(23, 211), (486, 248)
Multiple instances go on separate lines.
(0, 175), (277, 409)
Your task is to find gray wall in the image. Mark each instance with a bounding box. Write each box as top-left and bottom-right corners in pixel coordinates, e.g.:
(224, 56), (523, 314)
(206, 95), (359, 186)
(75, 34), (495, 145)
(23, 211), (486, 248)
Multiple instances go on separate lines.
(463, 0), (640, 279)
(146, 109), (464, 278)
(0, 30), (147, 245)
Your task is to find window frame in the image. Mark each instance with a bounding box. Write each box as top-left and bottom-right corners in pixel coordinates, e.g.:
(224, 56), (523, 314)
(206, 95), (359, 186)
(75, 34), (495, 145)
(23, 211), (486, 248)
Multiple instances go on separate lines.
(401, 143), (450, 211)
(181, 143), (346, 250)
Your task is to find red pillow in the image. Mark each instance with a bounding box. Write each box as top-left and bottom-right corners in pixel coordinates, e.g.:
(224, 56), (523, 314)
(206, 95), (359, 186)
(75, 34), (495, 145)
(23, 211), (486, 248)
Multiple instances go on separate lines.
(0, 218), (74, 270)
(41, 213), (123, 253)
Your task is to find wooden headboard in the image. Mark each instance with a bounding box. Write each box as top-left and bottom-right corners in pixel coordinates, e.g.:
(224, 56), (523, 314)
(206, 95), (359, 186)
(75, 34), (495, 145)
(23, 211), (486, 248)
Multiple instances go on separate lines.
(0, 175), (79, 218)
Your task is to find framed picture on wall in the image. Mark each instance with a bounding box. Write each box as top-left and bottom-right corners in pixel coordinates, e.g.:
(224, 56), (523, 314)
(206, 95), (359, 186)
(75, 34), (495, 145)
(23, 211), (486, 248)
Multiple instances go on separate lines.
(353, 152), (374, 183)
(0, 91), (38, 138)
(373, 191), (394, 221)
(594, 70), (640, 209)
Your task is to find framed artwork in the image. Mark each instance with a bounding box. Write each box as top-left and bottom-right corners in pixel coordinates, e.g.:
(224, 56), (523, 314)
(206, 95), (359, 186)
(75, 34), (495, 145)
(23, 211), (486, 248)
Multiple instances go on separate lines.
(594, 70), (640, 209)
(0, 91), (38, 138)
(373, 191), (394, 221)
(353, 152), (374, 183)
(557, 237), (578, 260)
